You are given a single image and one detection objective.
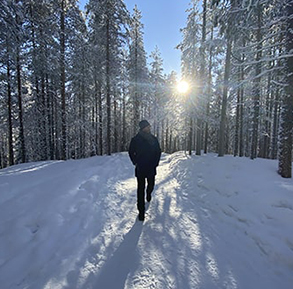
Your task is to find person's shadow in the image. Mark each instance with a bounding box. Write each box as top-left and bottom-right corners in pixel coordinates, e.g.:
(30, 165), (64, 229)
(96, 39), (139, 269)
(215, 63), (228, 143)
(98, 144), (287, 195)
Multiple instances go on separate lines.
(88, 221), (143, 288)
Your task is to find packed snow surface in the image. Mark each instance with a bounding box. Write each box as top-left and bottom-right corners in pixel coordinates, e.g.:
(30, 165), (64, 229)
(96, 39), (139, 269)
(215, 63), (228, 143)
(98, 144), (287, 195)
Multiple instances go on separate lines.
(0, 152), (292, 289)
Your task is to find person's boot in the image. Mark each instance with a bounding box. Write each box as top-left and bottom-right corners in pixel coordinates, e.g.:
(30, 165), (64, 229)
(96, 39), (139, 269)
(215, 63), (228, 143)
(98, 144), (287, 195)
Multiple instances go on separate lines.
(138, 210), (145, 221)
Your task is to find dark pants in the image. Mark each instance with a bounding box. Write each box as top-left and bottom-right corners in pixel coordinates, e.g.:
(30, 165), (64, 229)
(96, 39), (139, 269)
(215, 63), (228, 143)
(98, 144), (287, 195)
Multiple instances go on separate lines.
(137, 176), (155, 213)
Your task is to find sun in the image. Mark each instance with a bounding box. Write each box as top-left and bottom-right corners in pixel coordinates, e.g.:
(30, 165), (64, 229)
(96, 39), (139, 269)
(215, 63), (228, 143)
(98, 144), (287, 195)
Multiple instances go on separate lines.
(177, 81), (189, 94)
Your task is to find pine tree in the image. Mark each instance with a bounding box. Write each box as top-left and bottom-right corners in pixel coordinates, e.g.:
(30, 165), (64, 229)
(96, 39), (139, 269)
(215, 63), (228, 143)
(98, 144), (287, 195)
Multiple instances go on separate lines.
(128, 5), (148, 132)
(87, 0), (129, 155)
(179, 0), (201, 155)
(0, 1), (14, 167)
(196, 0), (208, 156)
(250, 2), (263, 159)
(1, 0), (28, 163)
(149, 46), (165, 140)
(66, 2), (90, 158)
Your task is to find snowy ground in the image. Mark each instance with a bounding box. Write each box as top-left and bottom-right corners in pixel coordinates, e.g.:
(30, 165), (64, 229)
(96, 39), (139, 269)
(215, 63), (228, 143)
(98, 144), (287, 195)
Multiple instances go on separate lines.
(0, 152), (292, 289)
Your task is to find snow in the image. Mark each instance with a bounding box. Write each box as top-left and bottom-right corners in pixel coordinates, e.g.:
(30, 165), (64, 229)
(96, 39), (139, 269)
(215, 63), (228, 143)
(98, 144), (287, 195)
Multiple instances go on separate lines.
(0, 152), (292, 289)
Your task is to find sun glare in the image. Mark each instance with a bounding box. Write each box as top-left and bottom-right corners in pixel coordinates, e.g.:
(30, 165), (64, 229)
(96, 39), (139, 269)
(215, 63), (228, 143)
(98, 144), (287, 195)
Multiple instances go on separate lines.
(177, 81), (189, 94)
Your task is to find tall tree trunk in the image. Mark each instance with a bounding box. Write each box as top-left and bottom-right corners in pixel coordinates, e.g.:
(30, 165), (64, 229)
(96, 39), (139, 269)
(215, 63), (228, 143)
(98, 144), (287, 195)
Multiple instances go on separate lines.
(262, 70), (272, 159)
(196, 0), (207, 156)
(271, 88), (279, 159)
(40, 72), (46, 160)
(278, 0), (293, 178)
(16, 46), (26, 163)
(91, 104), (95, 156)
(53, 85), (60, 159)
(81, 54), (86, 158)
(121, 82), (126, 151)
(218, 38), (232, 157)
(60, 0), (66, 160)
(46, 75), (54, 160)
(161, 118), (166, 152)
(239, 48), (244, 157)
(114, 91), (118, 153)
(99, 87), (103, 155)
(234, 36), (245, 158)
(188, 117), (193, 155)
(250, 4), (262, 160)
(165, 119), (169, 153)
(134, 30), (139, 129)
(234, 67), (241, 157)
(204, 28), (213, 154)
(78, 92), (83, 158)
(94, 77), (100, 155)
(106, 16), (111, 155)
(6, 39), (14, 166)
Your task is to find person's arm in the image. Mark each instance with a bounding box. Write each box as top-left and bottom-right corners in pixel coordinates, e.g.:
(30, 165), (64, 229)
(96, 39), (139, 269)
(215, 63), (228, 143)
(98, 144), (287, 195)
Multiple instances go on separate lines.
(155, 138), (161, 167)
(128, 138), (137, 166)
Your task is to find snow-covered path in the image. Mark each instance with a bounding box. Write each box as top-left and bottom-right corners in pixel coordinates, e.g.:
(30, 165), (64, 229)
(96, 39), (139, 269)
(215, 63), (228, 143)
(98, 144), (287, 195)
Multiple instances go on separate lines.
(0, 152), (292, 289)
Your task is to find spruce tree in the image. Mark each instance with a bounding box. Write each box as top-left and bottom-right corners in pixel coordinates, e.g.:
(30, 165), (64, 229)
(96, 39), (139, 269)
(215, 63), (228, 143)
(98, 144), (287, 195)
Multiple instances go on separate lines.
(128, 5), (148, 132)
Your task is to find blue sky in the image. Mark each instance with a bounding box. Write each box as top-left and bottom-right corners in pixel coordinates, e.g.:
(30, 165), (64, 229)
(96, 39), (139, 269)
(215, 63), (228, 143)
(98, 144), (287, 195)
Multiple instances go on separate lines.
(79, 0), (190, 76)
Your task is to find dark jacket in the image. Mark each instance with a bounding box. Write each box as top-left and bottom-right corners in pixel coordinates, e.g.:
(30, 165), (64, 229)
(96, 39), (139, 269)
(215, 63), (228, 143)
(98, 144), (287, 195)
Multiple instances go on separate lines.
(128, 131), (161, 178)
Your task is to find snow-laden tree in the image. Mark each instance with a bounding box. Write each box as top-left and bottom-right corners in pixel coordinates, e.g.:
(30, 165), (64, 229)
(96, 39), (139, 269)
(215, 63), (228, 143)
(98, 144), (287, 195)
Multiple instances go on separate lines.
(23, 0), (88, 161)
(128, 5), (148, 133)
(86, 0), (130, 155)
(66, 4), (91, 159)
(178, 0), (201, 155)
(148, 46), (166, 141)
(164, 71), (188, 153)
(0, 0), (28, 165)
(24, 0), (58, 161)
(0, 0), (15, 166)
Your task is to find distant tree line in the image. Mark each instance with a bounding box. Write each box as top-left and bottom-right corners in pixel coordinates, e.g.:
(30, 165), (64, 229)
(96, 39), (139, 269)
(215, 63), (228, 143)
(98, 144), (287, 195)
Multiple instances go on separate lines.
(0, 0), (292, 178)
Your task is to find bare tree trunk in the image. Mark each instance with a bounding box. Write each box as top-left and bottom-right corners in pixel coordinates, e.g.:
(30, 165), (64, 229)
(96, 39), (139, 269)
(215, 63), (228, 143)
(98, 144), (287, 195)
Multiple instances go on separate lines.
(271, 88), (279, 159)
(161, 119), (165, 152)
(46, 75), (54, 160)
(261, 71), (272, 159)
(99, 87), (103, 155)
(239, 53), (244, 157)
(53, 86), (60, 159)
(6, 39), (14, 166)
(114, 91), (118, 153)
(188, 117), (193, 156)
(218, 38), (232, 157)
(60, 0), (66, 160)
(16, 46), (26, 163)
(81, 60), (86, 158)
(134, 29), (139, 129)
(94, 77), (100, 155)
(196, 0), (207, 156)
(234, 37), (245, 158)
(204, 28), (213, 154)
(165, 119), (169, 153)
(278, 0), (293, 178)
(250, 4), (262, 160)
(40, 72), (47, 160)
(121, 82), (126, 151)
(106, 16), (111, 155)
(234, 68), (241, 157)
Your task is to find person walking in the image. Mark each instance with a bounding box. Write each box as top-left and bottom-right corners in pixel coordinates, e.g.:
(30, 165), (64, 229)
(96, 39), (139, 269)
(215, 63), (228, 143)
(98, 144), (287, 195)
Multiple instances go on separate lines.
(128, 120), (161, 221)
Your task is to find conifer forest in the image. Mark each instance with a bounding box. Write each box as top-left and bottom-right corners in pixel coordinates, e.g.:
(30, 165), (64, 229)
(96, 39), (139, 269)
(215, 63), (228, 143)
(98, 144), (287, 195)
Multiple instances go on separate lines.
(0, 0), (292, 177)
